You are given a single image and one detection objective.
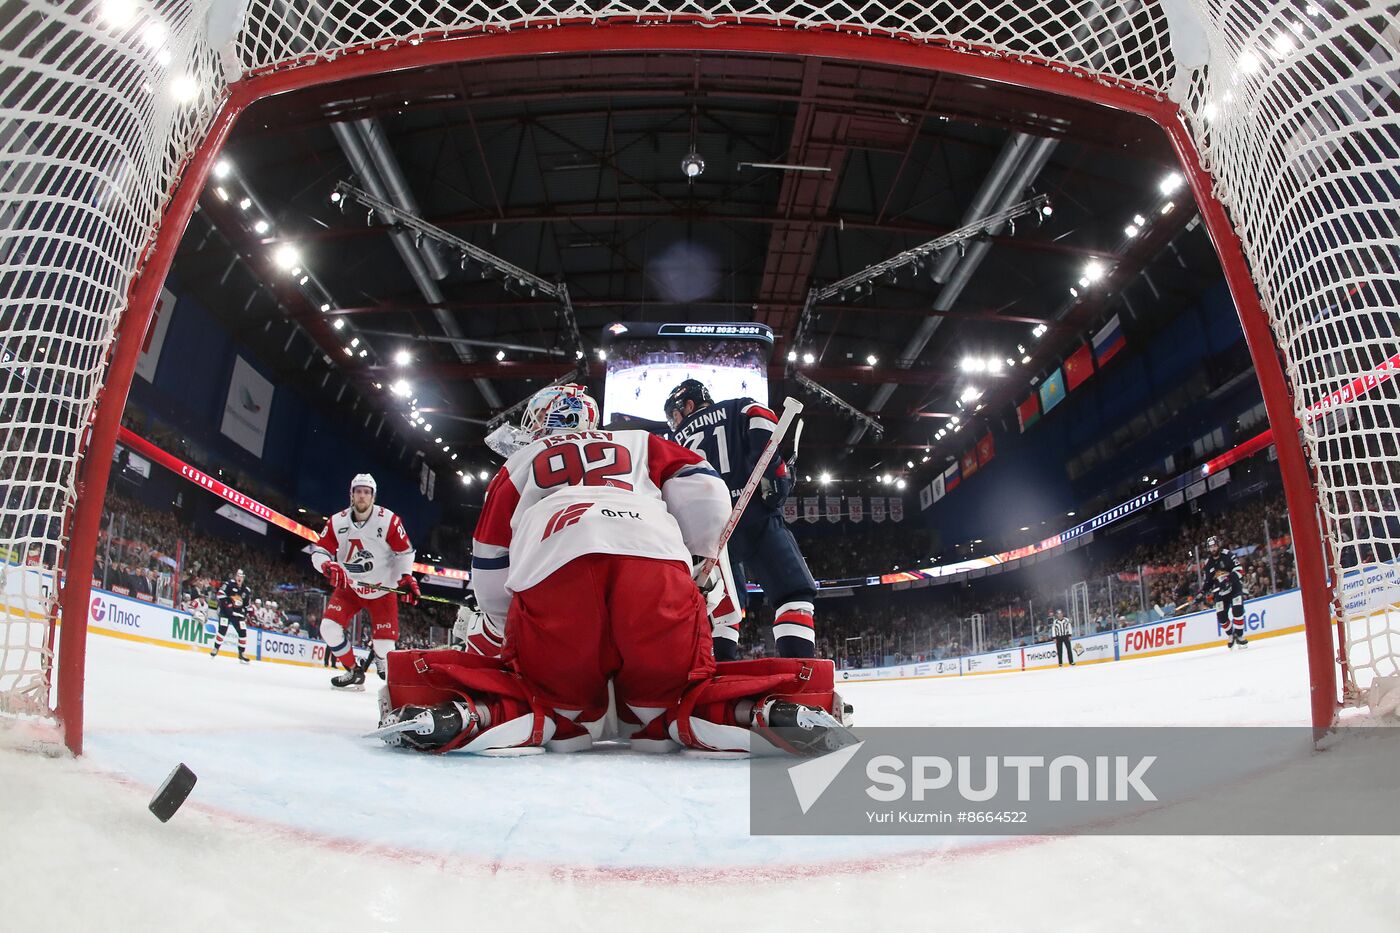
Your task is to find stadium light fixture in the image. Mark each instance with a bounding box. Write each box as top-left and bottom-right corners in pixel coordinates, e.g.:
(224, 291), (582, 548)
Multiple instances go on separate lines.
(1070, 287), (1079, 297)
(1020, 526), (1030, 532)
(214, 186), (229, 201)
(787, 350), (797, 362)
(950, 416), (960, 424)
(272, 243), (299, 271)
(342, 346), (353, 356)
(349, 337), (360, 348)
(390, 380), (411, 397)
(866, 354), (878, 366)
(921, 455), (930, 463)
(1083, 260), (1106, 283)
(1133, 214), (1147, 226)
(170, 73), (198, 103)
(451, 454), (458, 461)
(358, 349), (367, 358)
(254, 220), (270, 235)
(681, 151), (705, 179)
(1041, 203), (1053, 217)
(1159, 171), (1185, 195)
(423, 423), (432, 432)
(1068, 510), (1076, 516)
(575, 350), (585, 360)
(298, 275), (309, 286)
(495, 350), (506, 361)
(332, 319), (345, 331)
(1124, 224), (1139, 238)
(330, 191), (342, 204)
(906, 460), (914, 468)
(394, 349), (411, 366)
(478, 470), (489, 480)
(435, 437), (442, 444)
(597, 349), (607, 361)
(1161, 202), (1176, 215)
(896, 479), (907, 490)
(319, 302), (329, 312)
(238, 197), (251, 211)
(1237, 50), (1261, 74)
(819, 472), (832, 485)
(211, 159), (230, 179)
(461, 474), (472, 485)
(960, 386), (982, 403)
(1022, 354), (1031, 364)
(987, 358), (1003, 373)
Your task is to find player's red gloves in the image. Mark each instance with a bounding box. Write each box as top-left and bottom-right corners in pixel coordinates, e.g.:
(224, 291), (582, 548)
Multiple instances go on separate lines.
(398, 574), (421, 605)
(322, 561), (348, 590)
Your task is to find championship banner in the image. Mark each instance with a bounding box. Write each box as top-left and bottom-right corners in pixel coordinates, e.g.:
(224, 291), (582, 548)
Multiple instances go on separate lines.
(783, 498), (798, 523)
(220, 355), (275, 458)
(931, 472), (946, 502)
(135, 286), (176, 383)
(889, 497), (904, 522)
(849, 496), (864, 523)
(871, 497), (886, 523)
(803, 497), (820, 523)
(918, 483), (933, 511)
(825, 496), (841, 523)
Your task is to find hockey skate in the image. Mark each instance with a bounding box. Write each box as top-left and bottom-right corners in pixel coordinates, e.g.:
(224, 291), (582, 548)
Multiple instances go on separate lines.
(753, 699), (859, 757)
(330, 667), (366, 690)
(237, 651), (250, 664)
(208, 647), (218, 657)
(368, 701), (477, 751)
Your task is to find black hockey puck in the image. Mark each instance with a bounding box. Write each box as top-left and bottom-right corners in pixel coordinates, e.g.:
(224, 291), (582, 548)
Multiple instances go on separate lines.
(148, 763), (197, 823)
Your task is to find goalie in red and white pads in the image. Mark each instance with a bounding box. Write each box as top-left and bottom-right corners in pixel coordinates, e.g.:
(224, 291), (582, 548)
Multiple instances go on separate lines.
(372, 384), (851, 756)
(310, 473), (420, 689)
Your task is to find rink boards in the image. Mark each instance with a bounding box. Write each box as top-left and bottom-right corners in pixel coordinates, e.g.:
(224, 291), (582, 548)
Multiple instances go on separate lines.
(2, 567), (363, 668)
(836, 589), (1307, 684)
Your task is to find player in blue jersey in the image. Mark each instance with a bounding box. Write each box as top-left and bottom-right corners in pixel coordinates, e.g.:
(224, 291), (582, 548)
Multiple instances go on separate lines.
(665, 379), (818, 660)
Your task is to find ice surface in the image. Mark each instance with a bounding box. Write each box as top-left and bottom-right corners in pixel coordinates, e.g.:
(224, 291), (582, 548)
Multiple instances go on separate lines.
(3, 632), (1397, 932)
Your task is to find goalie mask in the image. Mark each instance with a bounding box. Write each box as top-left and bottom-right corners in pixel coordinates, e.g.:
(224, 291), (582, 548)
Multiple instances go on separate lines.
(520, 384), (599, 439)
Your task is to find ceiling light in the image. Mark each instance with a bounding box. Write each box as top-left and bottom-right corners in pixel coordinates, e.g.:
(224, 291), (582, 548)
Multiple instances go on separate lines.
(330, 191), (342, 204)
(575, 350), (585, 360)
(349, 337), (359, 348)
(597, 349), (607, 361)
(1159, 172), (1185, 196)
(214, 186), (228, 201)
(495, 350), (505, 361)
(358, 349), (367, 358)
(435, 437), (443, 444)
(479, 470), (489, 480)
(1068, 510), (1076, 516)
(332, 319), (345, 330)
(272, 243), (300, 271)
(451, 453), (458, 461)
(1020, 526), (1030, 532)
(921, 455), (930, 463)
(342, 346), (353, 356)
(442, 446), (450, 453)
(1041, 203), (1053, 217)
(803, 352), (815, 365)
(879, 474), (889, 484)
(238, 197), (251, 211)
(1083, 260), (1106, 282)
(1133, 214), (1146, 226)
(1022, 355), (1031, 364)
(1006, 357), (1016, 366)
(213, 159), (231, 179)
(1078, 277), (1090, 288)
(298, 275), (309, 286)
(960, 386), (982, 403)
(819, 472), (832, 485)
(787, 350), (797, 362)
(1124, 224), (1139, 238)
(866, 354), (878, 366)
(319, 302), (330, 312)
(390, 380), (410, 397)
(423, 423), (432, 432)
(906, 460), (914, 468)
(1161, 202), (1175, 215)
(254, 220), (269, 235)
(461, 474), (472, 485)
(394, 349), (411, 366)
(1069, 287), (1079, 298)
(1238, 50), (1261, 74)
(987, 358), (1003, 373)
(896, 479), (907, 490)
(949, 416), (959, 424)
(681, 151), (705, 179)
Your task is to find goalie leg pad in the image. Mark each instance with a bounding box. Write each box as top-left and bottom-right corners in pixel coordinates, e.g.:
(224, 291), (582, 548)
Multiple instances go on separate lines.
(668, 659), (846, 754)
(385, 649), (552, 753)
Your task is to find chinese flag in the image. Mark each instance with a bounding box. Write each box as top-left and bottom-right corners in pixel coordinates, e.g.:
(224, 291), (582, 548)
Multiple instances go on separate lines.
(1064, 343), (1095, 392)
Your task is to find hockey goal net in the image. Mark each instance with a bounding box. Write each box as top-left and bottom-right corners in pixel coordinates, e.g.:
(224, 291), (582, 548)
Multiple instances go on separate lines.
(1, 0), (1397, 750)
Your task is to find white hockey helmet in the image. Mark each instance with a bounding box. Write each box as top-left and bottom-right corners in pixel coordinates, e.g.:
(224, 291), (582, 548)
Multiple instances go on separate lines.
(519, 383), (600, 439)
(234, 568), (245, 579)
(350, 473), (377, 497)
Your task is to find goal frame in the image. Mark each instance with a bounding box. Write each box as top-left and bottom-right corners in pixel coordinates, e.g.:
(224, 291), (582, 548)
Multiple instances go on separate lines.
(52, 22), (1339, 754)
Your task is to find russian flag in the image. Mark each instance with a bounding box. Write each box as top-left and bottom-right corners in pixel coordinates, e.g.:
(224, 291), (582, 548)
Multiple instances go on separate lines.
(943, 461), (961, 493)
(1092, 313), (1126, 366)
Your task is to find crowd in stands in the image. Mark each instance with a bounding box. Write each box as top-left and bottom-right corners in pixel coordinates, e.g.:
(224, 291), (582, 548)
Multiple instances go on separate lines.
(799, 526), (936, 581)
(783, 491), (1299, 668)
(97, 490), (455, 646)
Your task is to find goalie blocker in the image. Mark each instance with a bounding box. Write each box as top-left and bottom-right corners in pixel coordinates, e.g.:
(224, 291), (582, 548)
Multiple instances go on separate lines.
(373, 649), (852, 757)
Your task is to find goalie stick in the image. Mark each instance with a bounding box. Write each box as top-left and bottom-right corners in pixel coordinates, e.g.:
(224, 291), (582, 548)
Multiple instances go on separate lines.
(695, 396), (804, 582)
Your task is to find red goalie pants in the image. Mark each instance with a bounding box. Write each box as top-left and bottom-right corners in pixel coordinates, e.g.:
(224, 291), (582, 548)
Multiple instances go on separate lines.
(506, 553), (714, 719)
(323, 586), (400, 640)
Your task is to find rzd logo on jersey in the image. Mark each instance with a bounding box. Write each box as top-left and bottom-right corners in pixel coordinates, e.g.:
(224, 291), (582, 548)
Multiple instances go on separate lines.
(542, 502), (592, 540)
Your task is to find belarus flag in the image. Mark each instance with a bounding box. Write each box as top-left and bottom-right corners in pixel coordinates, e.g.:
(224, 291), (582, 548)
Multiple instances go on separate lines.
(1017, 393), (1040, 433)
(1093, 313), (1126, 366)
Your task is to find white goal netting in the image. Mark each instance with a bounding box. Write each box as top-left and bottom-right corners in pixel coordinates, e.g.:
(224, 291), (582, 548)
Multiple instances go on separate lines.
(2, 0), (1397, 730)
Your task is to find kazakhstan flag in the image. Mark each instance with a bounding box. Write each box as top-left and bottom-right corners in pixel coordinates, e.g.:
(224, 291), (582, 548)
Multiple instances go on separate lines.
(1039, 366), (1066, 413)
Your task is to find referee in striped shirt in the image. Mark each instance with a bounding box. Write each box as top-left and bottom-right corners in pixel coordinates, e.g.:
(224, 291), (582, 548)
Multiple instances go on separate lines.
(1052, 609), (1076, 667)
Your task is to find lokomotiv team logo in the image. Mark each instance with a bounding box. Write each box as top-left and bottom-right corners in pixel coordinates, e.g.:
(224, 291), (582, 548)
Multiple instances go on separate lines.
(542, 502), (593, 540)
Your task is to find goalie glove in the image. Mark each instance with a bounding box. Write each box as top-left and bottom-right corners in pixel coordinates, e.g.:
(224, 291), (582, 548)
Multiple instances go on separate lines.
(397, 574), (421, 605)
(693, 562), (726, 614)
(453, 597), (504, 658)
(322, 561), (349, 590)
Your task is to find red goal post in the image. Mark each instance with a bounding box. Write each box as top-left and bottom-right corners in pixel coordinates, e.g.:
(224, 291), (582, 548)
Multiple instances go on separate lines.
(2, 0), (1396, 752)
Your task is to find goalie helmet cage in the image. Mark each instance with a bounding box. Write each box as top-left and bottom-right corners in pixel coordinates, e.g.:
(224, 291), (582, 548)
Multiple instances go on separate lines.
(1, 0), (1396, 753)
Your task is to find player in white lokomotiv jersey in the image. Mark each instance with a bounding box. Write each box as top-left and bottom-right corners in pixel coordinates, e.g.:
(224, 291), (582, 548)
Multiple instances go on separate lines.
(309, 474), (419, 689)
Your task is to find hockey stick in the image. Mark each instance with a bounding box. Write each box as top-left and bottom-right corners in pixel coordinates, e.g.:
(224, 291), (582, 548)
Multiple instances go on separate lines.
(355, 580), (470, 609)
(696, 396), (804, 582)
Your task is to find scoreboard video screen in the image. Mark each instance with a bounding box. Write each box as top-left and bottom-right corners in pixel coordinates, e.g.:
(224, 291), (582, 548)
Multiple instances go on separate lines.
(600, 322), (774, 429)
